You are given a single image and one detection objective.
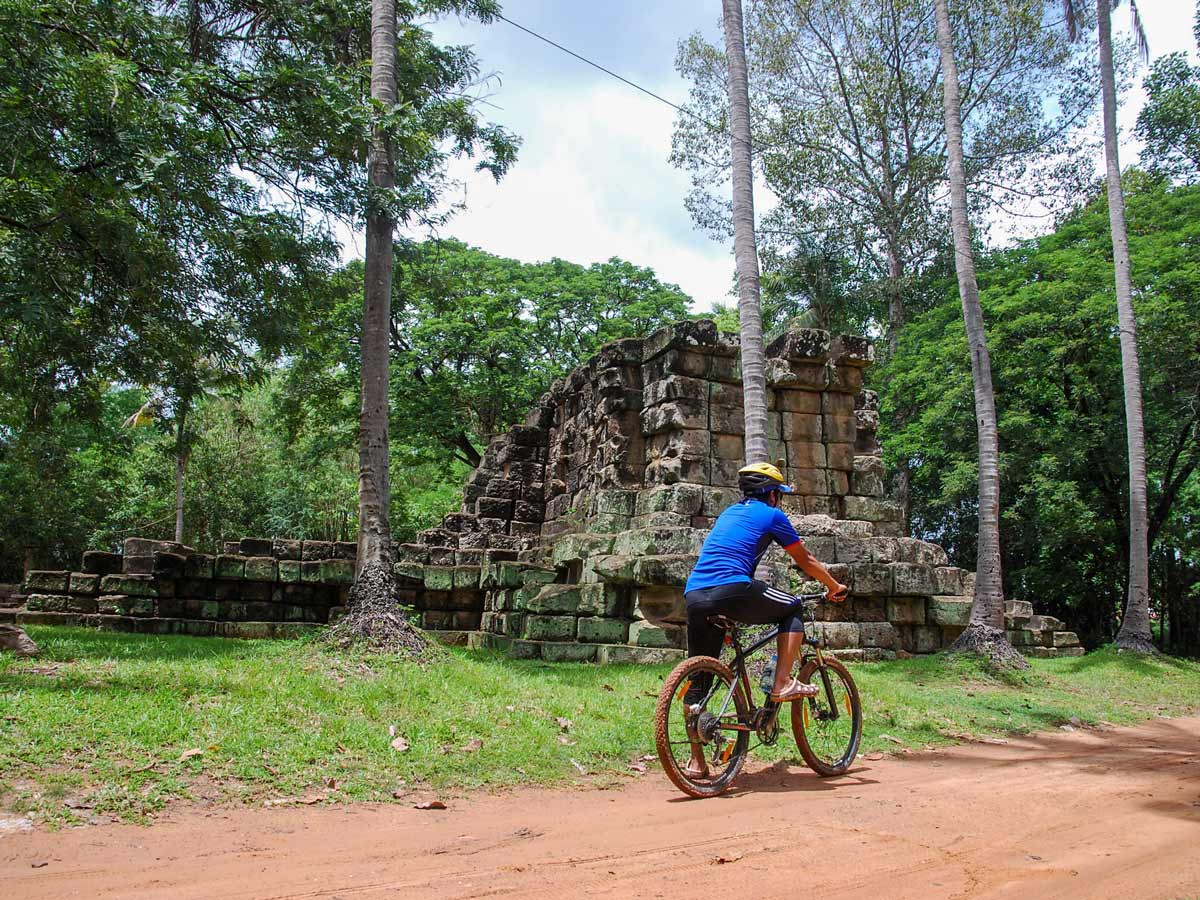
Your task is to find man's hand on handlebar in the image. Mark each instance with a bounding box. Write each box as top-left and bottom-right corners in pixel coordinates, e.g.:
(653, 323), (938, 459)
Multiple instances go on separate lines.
(827, 582), (849, 603)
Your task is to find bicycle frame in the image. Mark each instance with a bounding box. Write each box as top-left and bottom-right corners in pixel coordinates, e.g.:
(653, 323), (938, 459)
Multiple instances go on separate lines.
(716, 593), (839, 734)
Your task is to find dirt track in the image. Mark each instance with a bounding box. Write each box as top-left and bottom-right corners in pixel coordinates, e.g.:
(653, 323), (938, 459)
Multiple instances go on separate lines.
(4, 716), (1199, 899)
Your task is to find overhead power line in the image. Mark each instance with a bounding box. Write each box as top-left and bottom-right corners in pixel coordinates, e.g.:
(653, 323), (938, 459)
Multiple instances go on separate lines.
(494, 12), (764, 155)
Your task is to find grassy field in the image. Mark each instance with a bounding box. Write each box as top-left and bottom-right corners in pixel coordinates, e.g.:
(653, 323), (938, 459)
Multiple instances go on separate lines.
(2, 626), (1198, 826)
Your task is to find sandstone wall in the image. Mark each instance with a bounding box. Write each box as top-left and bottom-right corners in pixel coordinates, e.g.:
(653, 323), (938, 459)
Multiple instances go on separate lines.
(8, 321), (1083, 661)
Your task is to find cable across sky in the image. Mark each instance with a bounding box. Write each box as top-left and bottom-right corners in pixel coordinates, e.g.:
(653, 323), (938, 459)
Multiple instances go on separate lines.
(495, 13), (763, 155)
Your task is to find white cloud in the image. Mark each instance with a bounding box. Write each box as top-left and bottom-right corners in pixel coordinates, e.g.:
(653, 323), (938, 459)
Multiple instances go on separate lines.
(333, 2), (1196, 310)
(439, 84), (736, 309)
(338, 81), (738, 313)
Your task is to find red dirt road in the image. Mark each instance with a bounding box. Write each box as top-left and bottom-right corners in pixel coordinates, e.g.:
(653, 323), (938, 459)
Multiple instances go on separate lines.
(4, 717), (1199, 899)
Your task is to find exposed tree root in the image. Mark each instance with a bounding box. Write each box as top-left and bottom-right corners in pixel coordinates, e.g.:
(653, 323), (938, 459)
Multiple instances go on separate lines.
(949, 623), (1029, 670)
(324, 560), (437, 661)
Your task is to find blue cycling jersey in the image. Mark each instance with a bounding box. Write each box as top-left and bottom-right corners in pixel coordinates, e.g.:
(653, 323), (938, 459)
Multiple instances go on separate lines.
(684, 498), (803, 593)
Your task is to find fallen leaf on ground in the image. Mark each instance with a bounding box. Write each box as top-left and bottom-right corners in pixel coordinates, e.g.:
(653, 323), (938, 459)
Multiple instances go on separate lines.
(602, 684), (614, 692)
(390, 736), (410, 752)
(31, 860), (49, 868)
(979, 738), (1009, 745)
(629, 762), (647, 774)
(569, 758), (588, 775)
(462, 739), (483, 753)
(713, 854), (744, 865)
(415, 800), (447, 810)
(556, 717), (573, 732)
(392, 789), (408, 799)
(879, 734), (904, 745)
(325, 777), (339, 789)
(505, 705), (516, 712)
(336, 742), (350, 754)
(863, 753), (885, 761)
(63, 798), (92, 810)
(439, 743), (454, 754)
(298, 792), (325, 805)
(558, 736), (577, 746)
(178, 748), (203, 762)
(640, 754), (656, 762)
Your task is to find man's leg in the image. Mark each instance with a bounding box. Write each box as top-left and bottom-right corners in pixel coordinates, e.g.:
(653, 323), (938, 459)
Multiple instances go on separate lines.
(774, 629), (805, 695)
(732, 582), (819, 701)
(683, 592), (725, 777)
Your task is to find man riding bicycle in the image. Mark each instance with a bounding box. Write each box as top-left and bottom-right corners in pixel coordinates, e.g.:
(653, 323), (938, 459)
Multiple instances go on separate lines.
(684, 462), (848, 711)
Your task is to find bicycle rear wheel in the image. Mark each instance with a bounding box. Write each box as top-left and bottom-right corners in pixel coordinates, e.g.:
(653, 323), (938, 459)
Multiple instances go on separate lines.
(790, 656), (862, 776)
(654, 655), (751, 798)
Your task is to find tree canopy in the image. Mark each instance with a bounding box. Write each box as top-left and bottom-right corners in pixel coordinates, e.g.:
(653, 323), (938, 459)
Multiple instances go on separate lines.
(883, 175), (1200, 648)
(0, 0), (516, 467)
(671, 0), (1097, 351)
(279, 239), (692, 467)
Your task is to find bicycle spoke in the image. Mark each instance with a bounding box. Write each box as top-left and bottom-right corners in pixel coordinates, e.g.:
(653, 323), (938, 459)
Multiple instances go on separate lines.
(656, 656), (752, 797)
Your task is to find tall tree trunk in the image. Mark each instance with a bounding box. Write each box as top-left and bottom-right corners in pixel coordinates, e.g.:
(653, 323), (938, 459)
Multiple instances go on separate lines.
(1099, 0), (1154, 654)
(722, 0), (770, 466)
(173, 408), (188, 544)
(885, 242), (911, 529)
(933, 0), (1023, 665)
(357, 0), (397, 577)
(330, 0), (427, 656)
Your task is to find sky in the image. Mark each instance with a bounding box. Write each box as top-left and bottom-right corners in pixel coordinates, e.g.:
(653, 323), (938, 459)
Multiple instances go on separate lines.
(340, 0), (1198, 313)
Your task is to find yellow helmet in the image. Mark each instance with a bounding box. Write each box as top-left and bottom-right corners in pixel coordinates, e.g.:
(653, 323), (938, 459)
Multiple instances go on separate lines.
(737, 462), (793, 495)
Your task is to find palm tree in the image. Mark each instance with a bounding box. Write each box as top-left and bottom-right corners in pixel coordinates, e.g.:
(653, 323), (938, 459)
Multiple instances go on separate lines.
(722, 0), (770, 465)
(932, 0), (1024, 665)
(1062, 0), (1154, 652)
(357, 0), (396, 580)
(330, 0), (426, 653)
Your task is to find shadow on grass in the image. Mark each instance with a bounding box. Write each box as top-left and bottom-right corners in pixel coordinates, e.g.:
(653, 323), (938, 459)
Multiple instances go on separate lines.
(1057, 645), (1198, 676)
(13, 626), (307, 665)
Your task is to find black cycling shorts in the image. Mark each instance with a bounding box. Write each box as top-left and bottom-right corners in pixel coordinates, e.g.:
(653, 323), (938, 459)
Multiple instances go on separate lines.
(684, 579), (805, 662)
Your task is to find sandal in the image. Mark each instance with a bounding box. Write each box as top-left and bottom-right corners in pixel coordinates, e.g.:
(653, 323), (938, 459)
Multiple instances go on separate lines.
(770, 678), (820, 702)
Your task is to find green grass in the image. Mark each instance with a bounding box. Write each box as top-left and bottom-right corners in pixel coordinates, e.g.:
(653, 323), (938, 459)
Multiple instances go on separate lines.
(2, 627), (1198, 826)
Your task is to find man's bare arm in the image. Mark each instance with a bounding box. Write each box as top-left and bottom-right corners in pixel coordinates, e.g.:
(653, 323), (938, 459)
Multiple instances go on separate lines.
(785, 542), (848, 602)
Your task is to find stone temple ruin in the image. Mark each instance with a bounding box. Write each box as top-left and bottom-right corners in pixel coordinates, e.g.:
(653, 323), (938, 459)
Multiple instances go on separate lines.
(7, 321), (1083, 662)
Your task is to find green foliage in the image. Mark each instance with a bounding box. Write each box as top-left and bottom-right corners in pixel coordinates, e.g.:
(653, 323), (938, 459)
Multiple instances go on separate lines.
(4, 629), (1199, 824)
(0, 0), (517, 570)
(283, 240), (692, 466)
(672, 0), (1097, 343)
(1136, 50), (1200, 184)
(882, 177), (1200, 648)
(0, 235), (691, 575)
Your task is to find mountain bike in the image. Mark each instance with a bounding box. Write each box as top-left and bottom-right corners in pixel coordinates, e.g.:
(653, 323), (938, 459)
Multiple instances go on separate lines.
(654, 592), (862, 798)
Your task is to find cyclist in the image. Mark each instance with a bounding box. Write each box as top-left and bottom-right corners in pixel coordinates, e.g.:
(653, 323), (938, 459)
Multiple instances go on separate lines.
(682, 462), (847, 775)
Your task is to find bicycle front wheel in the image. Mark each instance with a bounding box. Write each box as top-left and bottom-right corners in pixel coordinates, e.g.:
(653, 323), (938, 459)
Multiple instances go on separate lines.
(790, 656), (862, 776)
(654, 655), (751, 798)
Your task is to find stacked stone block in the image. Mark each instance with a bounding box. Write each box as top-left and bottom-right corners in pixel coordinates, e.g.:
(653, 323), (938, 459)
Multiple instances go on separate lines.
(9, 321), (1082, 658)
(407, 320), (1081, 662)
(18, 537), (354, 637)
